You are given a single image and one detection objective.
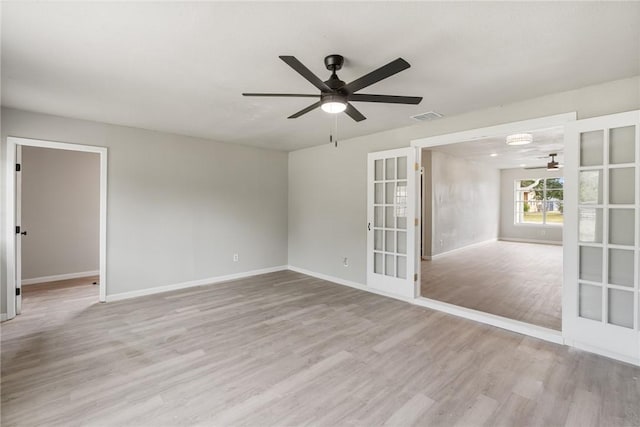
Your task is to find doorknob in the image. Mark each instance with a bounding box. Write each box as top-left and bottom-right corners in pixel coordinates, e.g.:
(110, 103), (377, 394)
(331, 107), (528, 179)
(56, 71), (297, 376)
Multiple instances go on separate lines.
(20, 231), (27, 236)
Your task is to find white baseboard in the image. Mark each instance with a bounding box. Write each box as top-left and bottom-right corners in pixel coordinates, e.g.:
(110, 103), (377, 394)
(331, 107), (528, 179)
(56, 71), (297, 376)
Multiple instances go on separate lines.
(564, 339), (639, 367)
(0, 313), (7, 322)
(498, 237), (562, 246)
(286, 265), (563, 346)
(287, 265), (413, 304)
(21, 270), (100, 286)
(423, 238), (497, 260)
(105, 265), (288, 302)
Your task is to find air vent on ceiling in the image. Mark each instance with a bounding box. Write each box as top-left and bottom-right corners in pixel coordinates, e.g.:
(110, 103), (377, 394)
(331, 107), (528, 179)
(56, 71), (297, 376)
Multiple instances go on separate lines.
(411, 111), (443, 122)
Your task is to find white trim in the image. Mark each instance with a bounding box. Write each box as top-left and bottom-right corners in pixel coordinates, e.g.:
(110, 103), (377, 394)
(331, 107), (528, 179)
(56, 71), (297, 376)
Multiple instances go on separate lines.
(21, 271), (100, 286)
(410, 113), (577, 148)
(498, 237), (563, 246)
(565, 339), (640, 367)
(5, 136), (108, 320)
(287, 265), (414, 304)
(422, 238), (497, 260)
(105, 266), (288, 302)
(288, 265), (563, 345)
(414, 297), (563, 344)
(0, 314), (7, 322)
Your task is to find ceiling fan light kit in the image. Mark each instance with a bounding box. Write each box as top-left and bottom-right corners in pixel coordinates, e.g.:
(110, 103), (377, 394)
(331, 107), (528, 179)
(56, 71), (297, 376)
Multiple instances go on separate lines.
(321, 94), (347, 113)
(243, 54), (423, 122)
(506, 133), (533, 145)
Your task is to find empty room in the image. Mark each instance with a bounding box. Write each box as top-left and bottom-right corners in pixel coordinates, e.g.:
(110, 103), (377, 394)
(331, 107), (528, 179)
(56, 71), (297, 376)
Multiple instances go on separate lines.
(1, 2), (640, 426)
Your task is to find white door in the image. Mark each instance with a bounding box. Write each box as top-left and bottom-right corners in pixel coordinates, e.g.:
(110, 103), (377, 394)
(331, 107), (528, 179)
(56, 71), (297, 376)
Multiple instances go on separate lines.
(367, 147), (417, 298)
(15, 145), (23, 314)
(564, 110), (640, 363)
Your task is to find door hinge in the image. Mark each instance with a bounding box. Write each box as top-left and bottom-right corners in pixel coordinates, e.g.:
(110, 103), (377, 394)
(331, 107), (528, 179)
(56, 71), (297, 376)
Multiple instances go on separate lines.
(414, 218), (419, 226)
(16, 226), (20, 234)
(16, 163), (21, 172)
(16, 288), (21, 296)
(414, 273), (418, 282)
(414, 162), (419, 171)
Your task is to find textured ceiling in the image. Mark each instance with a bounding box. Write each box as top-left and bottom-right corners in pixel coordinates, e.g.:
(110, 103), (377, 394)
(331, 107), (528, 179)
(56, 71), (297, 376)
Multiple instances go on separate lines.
(2, 2), (639, 151)
(429, 127), (564, 170)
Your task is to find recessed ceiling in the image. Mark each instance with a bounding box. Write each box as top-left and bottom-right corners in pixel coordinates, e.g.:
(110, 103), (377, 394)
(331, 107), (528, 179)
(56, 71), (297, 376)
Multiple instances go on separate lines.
(2, 2), (639, 151)
(429, 127), (564, 170)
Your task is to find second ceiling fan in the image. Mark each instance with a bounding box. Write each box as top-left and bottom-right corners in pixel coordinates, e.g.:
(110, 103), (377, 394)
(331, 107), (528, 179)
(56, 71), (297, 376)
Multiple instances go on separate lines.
(243, 54), (423, 122)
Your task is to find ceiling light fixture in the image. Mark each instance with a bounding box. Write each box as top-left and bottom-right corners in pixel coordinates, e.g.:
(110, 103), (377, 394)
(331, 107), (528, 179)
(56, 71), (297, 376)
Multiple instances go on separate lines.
(506, 133), (533, 146)
(321, 94), (347, 114)
(490, 153), (498, 157)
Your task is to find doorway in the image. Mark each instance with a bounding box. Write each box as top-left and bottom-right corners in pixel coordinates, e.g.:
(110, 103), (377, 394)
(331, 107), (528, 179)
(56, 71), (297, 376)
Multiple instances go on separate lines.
(5, 137), (108, 320)
(418, 126), (565, 330)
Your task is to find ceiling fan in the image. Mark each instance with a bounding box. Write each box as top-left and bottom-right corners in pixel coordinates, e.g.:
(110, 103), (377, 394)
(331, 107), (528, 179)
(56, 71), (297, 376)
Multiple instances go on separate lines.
(243, 55), (423, 122)
(524, 153), (563, 170)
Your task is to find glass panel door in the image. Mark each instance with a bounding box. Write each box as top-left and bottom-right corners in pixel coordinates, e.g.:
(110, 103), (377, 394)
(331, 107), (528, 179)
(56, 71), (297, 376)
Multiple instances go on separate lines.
(367, 148), (417, 298)
(565, 110), (640, 363)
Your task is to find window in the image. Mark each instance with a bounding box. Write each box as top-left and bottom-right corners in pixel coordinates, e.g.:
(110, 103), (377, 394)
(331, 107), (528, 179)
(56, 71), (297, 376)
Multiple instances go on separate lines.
(515, 178), (564, 225)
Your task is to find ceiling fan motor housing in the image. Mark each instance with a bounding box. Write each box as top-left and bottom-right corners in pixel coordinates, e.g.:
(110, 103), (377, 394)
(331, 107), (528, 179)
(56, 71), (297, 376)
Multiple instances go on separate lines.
(324, 54), (344, 71)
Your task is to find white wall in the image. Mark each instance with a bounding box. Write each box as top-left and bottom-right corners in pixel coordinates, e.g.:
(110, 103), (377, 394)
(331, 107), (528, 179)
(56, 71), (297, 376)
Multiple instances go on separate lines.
(1, 108), (289, 313)
(499, 167), (564, 244)
(21, 146), (100, 280)
(426, 150), (500, 257)
(288, 76), (640, 285)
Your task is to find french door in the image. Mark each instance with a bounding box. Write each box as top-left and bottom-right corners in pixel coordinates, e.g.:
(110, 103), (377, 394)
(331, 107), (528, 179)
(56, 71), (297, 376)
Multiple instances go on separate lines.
(367, 148), (418, 298)
(564, 110), (640, 363)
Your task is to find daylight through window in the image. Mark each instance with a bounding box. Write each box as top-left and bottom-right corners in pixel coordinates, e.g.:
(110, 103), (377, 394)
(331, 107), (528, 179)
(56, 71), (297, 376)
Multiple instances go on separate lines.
(514, 178), (564, 225)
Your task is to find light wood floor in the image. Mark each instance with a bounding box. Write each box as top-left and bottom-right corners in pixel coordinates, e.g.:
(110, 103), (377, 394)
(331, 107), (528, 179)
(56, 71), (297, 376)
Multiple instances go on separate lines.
(421, 241), (563, 330)
(2, 270), (639, 426)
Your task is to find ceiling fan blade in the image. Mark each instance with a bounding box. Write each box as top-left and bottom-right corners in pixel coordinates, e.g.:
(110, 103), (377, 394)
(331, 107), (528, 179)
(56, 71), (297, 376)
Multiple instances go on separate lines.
(279, 56), (331, 92)
(349, 94), (422, 104)
(243, 93), (320, 98)
(344, 58), (411, 94)
(288, 100), (322, 119)
(524, 166), (547, 170)
(344, 103), (366, 122)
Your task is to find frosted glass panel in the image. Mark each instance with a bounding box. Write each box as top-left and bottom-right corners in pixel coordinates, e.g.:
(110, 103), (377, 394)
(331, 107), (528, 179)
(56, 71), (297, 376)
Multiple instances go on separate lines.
(385, 254), (395, 276)
(609, 209), (635, 246)
(608, 289), (634, 328)
(397, 216), (407, 230)
(385, 158), (395, 180)
(608, 249), (634, 287)
(375, 159), (384, 181)
(579, 208), (603, 243)
(579, 283), (602, 321)
(385, 230), (395, 252)
(397, 156), (407, 180)
(374, 230), (383, 251)
(385, 207), (395, 228)
(374, 206), (383, 227)
(374, 252), (383, 274)
(609, 168), (635, 205)
(375, 183), (383, 204)
(580, 246), (602, 282)
(579, 170), (603, 204)
(397, 231), (407, 254)
(385, 183), (395, 204)
(580, 130), (603, 166)
(396, 256), (407, 279)
(609, 126), (635, 164)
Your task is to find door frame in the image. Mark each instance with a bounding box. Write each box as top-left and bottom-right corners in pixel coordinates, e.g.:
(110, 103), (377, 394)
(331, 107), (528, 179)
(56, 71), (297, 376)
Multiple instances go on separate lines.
(409, 112), (577, 342)
(4, 136), (108, 319)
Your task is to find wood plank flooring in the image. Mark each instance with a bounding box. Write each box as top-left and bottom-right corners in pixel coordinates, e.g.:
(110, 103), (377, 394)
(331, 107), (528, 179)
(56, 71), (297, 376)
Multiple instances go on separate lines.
(2, 270), (639, 426)
(421, 241), (562, 330)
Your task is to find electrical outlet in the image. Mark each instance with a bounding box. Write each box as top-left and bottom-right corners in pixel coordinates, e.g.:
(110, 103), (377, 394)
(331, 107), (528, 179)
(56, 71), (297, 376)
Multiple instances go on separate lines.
(233, 253), (239, 262)
(343, 257), (349, 267)
(439, 239), (444, 247)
